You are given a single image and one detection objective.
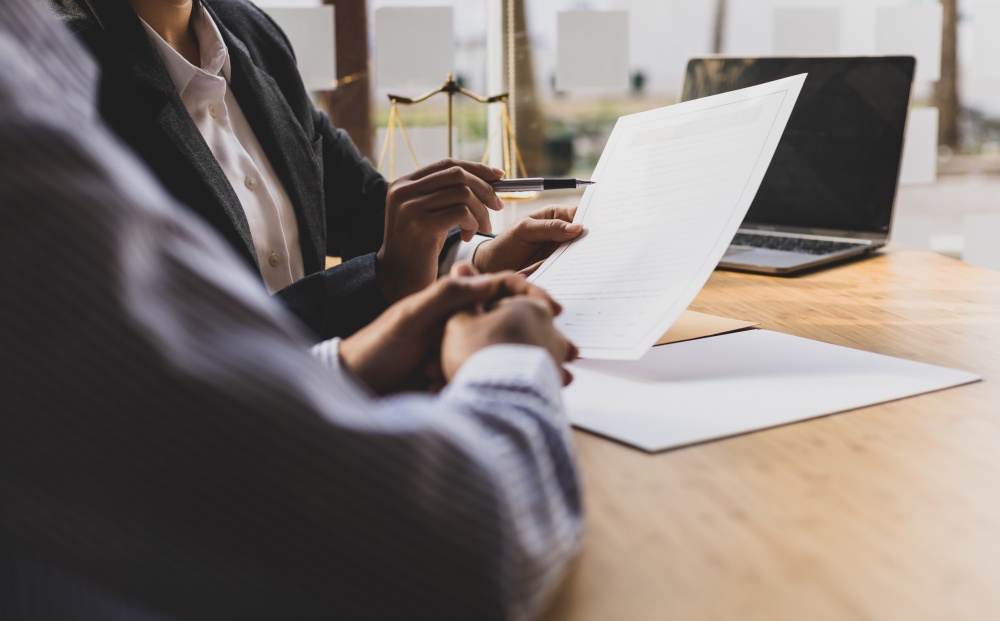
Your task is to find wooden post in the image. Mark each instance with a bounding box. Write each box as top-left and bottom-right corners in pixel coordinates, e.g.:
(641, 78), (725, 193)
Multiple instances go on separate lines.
(713, 0), (728, 54)
(504, 0), (543, 176)
(936, 0), (960, 150)
(320, 0), (373, 159)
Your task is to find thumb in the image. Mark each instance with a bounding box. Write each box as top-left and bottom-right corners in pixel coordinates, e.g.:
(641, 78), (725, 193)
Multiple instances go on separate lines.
(513, 218), (584, 244)
(411, 271), (501, 322)
(450, 261), (479, 278)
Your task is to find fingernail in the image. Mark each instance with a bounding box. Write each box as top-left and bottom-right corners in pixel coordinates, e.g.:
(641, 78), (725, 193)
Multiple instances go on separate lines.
(565, 223), (583, 234)
(492, 167), (505, 178)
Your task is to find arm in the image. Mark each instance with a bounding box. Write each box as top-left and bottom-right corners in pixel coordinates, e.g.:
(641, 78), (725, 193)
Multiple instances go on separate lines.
(272, 113), (486, 341)
(0, 75), (581, 621)
(312, 107), (392, 262)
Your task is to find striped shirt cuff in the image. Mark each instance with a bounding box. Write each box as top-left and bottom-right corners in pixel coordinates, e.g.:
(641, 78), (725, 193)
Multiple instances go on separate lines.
(438, 234), (492, 276)
(446, 344), (565, 417)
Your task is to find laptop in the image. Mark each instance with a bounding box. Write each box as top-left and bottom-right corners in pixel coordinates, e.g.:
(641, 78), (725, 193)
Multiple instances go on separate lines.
(681, 56), (916, 275)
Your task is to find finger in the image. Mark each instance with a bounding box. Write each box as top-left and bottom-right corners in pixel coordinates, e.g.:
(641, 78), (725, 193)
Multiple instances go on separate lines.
(486, 272), (561, 315)
(521, 282), (562, 316)
(530, 204), (578, 223)
(425, 203), (486, 240)
(409, 158), (505, 183)
(565, 340), (579, 362)
(412, 272), (524, 323)
(450, 262), (486, 312)
(405, 160), (504, 210)
(450, 261), (479, 278)
(424, 357), (444, 383)
(510, 216), (583, 244)
(493, 295), (556, 321)
(517, 260), (545, 278)
(406, 187), (493, 236)
(561, 367), (574, 387)
(479, 269), (535, 299)
(436, 269), (559, 317)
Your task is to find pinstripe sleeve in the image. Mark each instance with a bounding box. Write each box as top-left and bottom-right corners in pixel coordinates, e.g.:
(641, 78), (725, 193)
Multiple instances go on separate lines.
(0, 3), (583, 620)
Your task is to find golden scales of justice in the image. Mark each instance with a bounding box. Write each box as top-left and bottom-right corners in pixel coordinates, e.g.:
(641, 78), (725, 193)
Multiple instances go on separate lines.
(376, 71), (540, 201)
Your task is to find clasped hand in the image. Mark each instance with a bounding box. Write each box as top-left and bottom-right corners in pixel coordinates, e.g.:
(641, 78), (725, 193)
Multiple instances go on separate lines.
(340, 263), (579, 395)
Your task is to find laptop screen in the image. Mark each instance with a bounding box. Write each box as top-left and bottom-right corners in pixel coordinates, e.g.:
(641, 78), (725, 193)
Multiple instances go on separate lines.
(681, 56), (915, 237)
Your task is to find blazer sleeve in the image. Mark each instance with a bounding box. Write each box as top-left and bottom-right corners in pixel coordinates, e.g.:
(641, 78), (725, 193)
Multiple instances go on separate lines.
(278, 52), (467, 340)
(274, 107), (464, 341)
(268, 110), (390, 341)
(313, 107), (388, 262)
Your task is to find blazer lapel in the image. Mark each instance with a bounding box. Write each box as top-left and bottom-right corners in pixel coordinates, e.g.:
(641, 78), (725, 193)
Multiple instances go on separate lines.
(89, 0), (259, 269)
(209, 9), (326, 275)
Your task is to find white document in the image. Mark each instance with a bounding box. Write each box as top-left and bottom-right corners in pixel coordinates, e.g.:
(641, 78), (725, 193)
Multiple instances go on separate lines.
(528, 75), (806, 360)
(564, 330), (981, 453)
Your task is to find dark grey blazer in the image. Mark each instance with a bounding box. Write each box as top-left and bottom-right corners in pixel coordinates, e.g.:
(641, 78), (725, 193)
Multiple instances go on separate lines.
(50, 0), (458, 341)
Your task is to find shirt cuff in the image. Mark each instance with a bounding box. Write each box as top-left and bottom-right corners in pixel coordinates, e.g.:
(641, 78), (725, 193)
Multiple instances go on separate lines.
(438, 235), (492, 276)
(445, 344), (565, 417)
(310, 337), (377, 397)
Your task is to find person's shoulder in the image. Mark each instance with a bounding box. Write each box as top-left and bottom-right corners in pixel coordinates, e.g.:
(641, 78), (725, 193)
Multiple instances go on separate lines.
(43, 0), (101, 36)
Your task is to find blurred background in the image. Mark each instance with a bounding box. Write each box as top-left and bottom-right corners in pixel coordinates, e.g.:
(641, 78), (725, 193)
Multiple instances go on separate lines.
(258, 0), (1000, 270)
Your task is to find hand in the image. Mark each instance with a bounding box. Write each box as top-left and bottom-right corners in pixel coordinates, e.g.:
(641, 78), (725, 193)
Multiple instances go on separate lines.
(441, 278), (579, 387)
(340, 263), (560, 395)
(377, 159), (506, 303)
(473, 205), (583, 276)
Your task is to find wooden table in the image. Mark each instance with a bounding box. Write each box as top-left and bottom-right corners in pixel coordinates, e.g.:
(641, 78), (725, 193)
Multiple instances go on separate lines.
(545, 245), (1000, 621)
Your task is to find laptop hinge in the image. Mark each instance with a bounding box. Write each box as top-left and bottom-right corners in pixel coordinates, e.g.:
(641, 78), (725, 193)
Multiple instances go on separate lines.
(736, 229), (876, 246)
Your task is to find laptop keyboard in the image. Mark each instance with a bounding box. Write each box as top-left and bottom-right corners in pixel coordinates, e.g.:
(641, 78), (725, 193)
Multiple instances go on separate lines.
(731, 233), (866, 256)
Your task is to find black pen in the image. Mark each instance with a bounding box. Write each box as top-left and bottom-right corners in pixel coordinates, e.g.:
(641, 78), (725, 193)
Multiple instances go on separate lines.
(492, 178), (595, 192)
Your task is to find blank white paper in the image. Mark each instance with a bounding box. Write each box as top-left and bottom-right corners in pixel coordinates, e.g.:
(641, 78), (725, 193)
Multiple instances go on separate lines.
(556, 11), (630, 92)
(899, 107), (938, 185)
(375, 7), (454, 90)
(875, 6), (942, 83)
(972, 5), (1000, 79)
(564, 330), (981, 453)
(528, 74), (806, 360)
(260, 6), (335, 91)
(773, 7), (841, 56)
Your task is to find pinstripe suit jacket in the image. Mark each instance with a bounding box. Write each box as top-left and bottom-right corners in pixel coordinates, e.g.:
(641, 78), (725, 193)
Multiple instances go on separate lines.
(0, 1), (583, 619)
(48, 0), (462, 342)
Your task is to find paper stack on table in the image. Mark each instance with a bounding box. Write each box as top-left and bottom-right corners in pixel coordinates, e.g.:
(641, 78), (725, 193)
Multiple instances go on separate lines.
(563, 330), (980, 452)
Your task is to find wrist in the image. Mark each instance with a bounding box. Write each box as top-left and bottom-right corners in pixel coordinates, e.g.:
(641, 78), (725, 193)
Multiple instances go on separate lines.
(375, 247), (414, 304)
(374, 248), (399, 304)
(471, 238), (491, 272)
